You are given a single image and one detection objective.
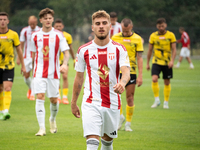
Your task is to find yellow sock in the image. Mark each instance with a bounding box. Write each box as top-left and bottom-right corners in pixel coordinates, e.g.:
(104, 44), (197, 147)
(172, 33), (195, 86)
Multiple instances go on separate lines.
(63, 88), (68, 97)
(3, 91), (11, 111)
(164, 84), (171, 102)
(152, 82), (159, 97)
(0, 92), (3, 111)
(120, 106), (123, 115)
(126, 105), (135, 122)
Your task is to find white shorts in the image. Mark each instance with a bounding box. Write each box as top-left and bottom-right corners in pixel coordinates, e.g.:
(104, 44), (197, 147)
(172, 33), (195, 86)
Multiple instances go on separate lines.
(33, 78), (59, 98)
(24, 58), (33, 73)
(81, 102), (120, 139)
(180, 47), (190, 57)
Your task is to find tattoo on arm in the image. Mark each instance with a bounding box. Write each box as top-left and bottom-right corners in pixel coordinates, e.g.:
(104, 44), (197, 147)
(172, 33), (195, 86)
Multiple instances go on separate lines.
(137, 51), (143, 58)
(63, 51), (69, 66)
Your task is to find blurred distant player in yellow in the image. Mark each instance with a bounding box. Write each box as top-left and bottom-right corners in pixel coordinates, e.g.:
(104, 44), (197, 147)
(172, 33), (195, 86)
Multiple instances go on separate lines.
(175, 27), (194, 69)
(17, 16), (40, 100)
(0, 12), (26, 120)
(112, 18), (143, 131)
(109, 12), (122, 38)
(54, 18), (75, 104)
(146, 18), (176, 109)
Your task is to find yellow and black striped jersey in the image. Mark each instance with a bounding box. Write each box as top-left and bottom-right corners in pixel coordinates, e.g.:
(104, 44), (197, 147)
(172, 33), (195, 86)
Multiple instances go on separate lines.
(0, 29), (20, 69)
(59, 31), (73, 65)
(149, 30), (176, 66)
(112, 32), (143, 74)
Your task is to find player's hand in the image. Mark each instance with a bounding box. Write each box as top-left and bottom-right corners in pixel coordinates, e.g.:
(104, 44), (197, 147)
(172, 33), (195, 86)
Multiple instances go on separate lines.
(136, 76), (143, 87)
(16, 57), (20, 65)
(71, 102), (80, 118)
(168, 61), (173, 68)
(113, 83), (125, 94)
(21, 66), (26, 76)
(60, 64), (68, 74)
(146, 64), (150, 71)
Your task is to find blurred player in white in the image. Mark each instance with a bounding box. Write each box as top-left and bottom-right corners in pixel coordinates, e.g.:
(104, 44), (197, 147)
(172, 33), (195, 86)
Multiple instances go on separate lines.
(17, 15), (40, 100)
(31, 8), (69, 136)
(54, 18), (76, 104)
(175, 27), (194, 69)
(71, 10), (130, 150)
(109, 12), (122, 38)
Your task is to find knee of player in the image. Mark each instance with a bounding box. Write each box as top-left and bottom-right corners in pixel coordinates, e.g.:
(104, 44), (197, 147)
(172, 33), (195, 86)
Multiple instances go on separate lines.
(36, 93), (45, 100)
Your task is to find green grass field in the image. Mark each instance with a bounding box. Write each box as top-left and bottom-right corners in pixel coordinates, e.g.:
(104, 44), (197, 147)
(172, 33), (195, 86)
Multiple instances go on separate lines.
(0, 58), (200, 150)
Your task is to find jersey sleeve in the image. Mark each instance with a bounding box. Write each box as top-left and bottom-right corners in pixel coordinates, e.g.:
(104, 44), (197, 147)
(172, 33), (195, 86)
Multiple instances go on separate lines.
(75, 49), (86, 72)
(170, 32), (176, 43)
(149, 33), (154, 45)
(30, 34), (36, 52)
(13, 32), (20, 47)
(137, 37), (144, 52)
(67, 34), (73, 45)
(60, 33), (70, 52)
(20, 28), (25, 42)
(119, 46), (130, 68)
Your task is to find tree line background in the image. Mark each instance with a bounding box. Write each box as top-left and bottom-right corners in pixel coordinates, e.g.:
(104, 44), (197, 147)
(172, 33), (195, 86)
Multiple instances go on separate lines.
(1, 0), (200, 53)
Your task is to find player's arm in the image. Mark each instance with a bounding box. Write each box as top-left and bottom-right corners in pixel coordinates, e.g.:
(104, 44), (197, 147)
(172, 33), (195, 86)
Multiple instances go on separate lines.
(113, 66), (130, 94)
(60, 50), (69, 73)
(32, 52), (35, 74)
(168, 42), (176, 68)
(16, 45), (26, 75)
(71, 71), (84, 118)
(146, 43), (153, 71)
(16, 41), (24, 65)
(68, 44), (76, 67)
(136, 51), (143, 87)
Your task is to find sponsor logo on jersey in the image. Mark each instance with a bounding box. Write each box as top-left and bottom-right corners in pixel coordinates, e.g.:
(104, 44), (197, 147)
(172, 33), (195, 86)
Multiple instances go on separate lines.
(123, 39), (131, 42)
(109, 53), (115, 60)
(0, 36), (7, 39)
(159, 36), (166, 39)
(97, 64), (110, 80)
(98, 51), (107, 55)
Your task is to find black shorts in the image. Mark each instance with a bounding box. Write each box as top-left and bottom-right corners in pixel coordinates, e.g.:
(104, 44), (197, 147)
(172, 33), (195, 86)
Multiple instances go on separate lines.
(151, 64), (173, 79)
(120, 73), (136, 87)
(0, 68), (14, 84)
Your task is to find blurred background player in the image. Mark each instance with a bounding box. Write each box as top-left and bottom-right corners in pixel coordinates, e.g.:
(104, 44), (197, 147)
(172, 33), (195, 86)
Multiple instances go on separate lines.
(0, 12), (26, 120)
(71, 10), (130, 150)
(17, 15), (40, 100)
(54, 18), (76, 104)
(146, 18), (176, 109)
(109, 12), (122, 38)
(112, 18), (143, 131)
(175, 27), (194, 69)
(31, 8), (69, 136)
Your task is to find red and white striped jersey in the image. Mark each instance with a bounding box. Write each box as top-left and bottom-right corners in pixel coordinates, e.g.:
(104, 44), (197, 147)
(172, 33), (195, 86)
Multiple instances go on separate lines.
(109, 22), (122, 38)
(20, 26), (40, 59)
(177, 31), (190, 47)
(31, 28), (69, 79)
(75, 40), (130, 109)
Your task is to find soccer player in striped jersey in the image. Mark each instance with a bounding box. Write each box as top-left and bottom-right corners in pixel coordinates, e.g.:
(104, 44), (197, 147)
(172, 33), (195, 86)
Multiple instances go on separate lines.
(0, 12), (26, 120)
(54, 18), (76, 104)
(17, 16), (40, 101)
(146, 18), (176, 109)
(71, 10), (130, 150)
(175, 27), (194, 69)
(112, 18), (144, 132)
(109, 12), (122, 38)
(31, 8), (69, 136)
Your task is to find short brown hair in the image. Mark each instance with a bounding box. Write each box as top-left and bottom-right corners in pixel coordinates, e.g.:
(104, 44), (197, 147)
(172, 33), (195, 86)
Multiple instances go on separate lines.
(0, 12), (9, 18)
(156, 18), (166, 24)
(92, 10), (110, 24)
(179, 27), (185, 31)
(110, 12), (117, 18)
(39, 8), (54, 18)
(121, 18), (133, 27)
(54, 18), (63, 24)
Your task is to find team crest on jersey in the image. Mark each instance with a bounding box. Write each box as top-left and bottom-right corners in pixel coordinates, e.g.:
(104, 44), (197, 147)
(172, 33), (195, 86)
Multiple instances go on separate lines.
(97, 64), (110, 80)
(109, 53), (115, 60)
(50, 38), (54, 43)
(42, 46), (50, 56)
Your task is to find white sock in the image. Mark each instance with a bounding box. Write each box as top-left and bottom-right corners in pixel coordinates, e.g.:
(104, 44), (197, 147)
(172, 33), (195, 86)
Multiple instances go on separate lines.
(190, 63), (194, 68)
(24, 77), (31, 89)
(155, 97), (160, 102)
(50, 101), (59, 121)
(164, 101), (168, 105)
(176, 62), (180, 67)
(125, 121), (131, 126)
(35, 99), (45, 130)
(101, 138), (113, 150)
(86, 138), (99, 150)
